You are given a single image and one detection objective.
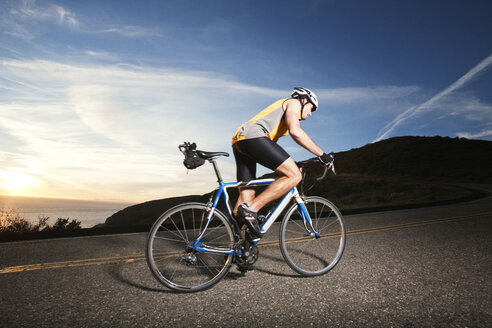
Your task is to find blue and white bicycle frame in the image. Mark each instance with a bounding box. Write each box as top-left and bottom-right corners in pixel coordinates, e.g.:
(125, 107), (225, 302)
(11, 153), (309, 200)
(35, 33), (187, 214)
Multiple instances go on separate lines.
(191, 159), (320, 256)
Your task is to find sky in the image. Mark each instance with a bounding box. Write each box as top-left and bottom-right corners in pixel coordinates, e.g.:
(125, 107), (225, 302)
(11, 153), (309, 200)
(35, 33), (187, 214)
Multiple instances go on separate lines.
(0, 0), (491, 203)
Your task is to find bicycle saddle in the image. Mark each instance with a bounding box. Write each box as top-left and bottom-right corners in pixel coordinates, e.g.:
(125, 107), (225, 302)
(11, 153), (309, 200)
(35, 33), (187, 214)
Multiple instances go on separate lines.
(196, 150), (230, 159)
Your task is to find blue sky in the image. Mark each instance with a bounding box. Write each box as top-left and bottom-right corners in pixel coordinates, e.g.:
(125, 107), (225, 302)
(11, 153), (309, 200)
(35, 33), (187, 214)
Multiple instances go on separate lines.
(1, 0), (491, 202)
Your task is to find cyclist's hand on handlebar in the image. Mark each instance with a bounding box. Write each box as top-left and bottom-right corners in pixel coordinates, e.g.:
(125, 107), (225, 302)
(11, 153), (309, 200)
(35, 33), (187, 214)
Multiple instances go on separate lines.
(318, 152), (334, 167)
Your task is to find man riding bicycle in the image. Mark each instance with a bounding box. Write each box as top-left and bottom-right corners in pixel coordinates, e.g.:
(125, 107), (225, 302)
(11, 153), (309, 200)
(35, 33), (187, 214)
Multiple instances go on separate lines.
(232, 87), (333, 238)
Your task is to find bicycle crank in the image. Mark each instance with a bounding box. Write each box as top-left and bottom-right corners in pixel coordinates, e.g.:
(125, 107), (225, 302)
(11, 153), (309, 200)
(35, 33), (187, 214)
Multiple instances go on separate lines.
(235, 239), (259, 274)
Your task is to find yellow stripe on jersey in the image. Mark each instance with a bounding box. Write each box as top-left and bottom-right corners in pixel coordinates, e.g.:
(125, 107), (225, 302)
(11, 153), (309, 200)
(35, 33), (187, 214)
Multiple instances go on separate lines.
(232, 99), (289, 144)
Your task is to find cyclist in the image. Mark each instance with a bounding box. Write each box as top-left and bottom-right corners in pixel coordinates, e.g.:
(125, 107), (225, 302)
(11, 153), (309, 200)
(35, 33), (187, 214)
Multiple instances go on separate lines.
(232, 87), (333, 238)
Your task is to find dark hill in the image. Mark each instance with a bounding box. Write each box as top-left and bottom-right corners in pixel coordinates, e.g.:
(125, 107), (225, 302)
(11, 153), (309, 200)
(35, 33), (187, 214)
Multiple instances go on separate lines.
(335, 136), (492, 181)
(102, 136), (492, 228)
(103, 194), (210, 228)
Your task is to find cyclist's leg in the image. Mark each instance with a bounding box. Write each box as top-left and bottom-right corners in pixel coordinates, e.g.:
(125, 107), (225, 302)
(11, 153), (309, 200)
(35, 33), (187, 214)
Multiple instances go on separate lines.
(234, 186), (255, 217)
(232, 144), (257, 217)
(249, 157), (302, 213)
(233, 137), (302, 213)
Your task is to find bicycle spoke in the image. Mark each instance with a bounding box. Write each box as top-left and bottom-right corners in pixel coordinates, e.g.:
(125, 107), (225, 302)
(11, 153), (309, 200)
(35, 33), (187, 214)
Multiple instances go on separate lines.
(153, 236), (181, 243)
(284, 228), (306, 236)
(180, 211), (190, 244)
(197, 256), (220, 276)
(200, 226), (230, 244)
(168, 257), (183, 282)
(156, 224), (186, 242)
(169, 214), (188, 242)
(316, 217), (340, 234)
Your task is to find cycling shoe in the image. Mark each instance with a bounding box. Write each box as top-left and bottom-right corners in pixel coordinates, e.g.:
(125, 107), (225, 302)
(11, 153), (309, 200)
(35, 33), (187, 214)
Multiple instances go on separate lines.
(237, 204), (263, 238)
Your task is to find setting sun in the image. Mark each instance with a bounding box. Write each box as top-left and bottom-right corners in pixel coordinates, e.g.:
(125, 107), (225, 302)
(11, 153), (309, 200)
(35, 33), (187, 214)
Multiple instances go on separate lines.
(0, 170), (41, 194)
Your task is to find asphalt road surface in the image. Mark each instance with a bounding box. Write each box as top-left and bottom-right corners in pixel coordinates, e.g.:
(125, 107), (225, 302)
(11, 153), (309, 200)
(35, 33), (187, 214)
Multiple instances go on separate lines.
(1, 186), (491, 327)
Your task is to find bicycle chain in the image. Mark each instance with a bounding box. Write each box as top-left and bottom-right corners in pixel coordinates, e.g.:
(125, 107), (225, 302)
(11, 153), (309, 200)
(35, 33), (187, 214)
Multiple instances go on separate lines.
(234, 233), (259, 275)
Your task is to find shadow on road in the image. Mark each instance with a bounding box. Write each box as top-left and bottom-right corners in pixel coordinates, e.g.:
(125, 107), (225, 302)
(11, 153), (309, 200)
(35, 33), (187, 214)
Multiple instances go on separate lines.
(108, 263), (174, 294)
(106, 251), (305, 294)
(252, 252), (303, 278)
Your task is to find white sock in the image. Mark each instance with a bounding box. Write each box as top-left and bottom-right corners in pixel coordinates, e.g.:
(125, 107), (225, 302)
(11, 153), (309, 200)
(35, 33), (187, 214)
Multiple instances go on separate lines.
(242, 203), (255, 212)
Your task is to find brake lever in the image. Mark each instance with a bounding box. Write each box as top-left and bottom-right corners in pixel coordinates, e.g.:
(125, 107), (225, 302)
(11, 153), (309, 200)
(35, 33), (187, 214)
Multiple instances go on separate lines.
(316, 162), (336, 181)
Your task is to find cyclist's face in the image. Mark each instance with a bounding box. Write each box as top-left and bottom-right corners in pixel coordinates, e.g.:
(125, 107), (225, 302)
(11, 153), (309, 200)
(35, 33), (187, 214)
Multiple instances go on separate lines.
(301, 103), (314, 120)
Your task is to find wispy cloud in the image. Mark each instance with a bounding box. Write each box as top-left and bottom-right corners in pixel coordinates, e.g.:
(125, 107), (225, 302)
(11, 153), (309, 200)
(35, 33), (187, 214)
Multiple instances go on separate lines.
(374, 53), (492, 142)
(2, 1), (162, 41)
(1, 0), (79, 40)
(10, 0), (79, 27)
(95, 25), (162, 38)
(0, 58), (286, 201)
(56, 5), (78, 26)
(317, 85), (421, 104)
(457, 130), (492, 139)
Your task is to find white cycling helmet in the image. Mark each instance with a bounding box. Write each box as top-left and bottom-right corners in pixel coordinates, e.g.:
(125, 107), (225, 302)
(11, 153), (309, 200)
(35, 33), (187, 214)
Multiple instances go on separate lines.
(291, 87), (318, 111)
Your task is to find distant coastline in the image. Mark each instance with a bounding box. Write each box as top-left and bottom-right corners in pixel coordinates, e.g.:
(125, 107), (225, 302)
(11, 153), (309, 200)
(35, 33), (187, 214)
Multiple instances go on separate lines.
(0, 195), (132, 228)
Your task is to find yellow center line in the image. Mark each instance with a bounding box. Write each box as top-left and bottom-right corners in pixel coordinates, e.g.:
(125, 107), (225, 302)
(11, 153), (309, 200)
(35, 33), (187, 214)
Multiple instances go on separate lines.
(0, 212), (489, 274)
(0, 252), (146, 274)
(345, 212), (490, 236)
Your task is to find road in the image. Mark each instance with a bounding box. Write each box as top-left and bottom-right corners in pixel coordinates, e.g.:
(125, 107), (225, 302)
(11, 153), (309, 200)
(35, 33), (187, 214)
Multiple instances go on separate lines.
(1, 186), (491, 327)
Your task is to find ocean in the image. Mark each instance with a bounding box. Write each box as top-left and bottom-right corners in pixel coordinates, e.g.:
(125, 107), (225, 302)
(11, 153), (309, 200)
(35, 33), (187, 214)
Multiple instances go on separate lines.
(0, 195), (132, 228)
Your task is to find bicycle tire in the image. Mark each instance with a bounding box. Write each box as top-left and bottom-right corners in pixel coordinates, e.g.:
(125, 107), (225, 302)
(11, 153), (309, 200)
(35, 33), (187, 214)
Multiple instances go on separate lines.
(279, 196), (345, 276)
(146, 202), (234, 292)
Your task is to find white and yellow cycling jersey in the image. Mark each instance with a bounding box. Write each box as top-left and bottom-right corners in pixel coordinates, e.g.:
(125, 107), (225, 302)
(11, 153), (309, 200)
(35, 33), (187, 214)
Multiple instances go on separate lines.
(232, 98), (290, 144)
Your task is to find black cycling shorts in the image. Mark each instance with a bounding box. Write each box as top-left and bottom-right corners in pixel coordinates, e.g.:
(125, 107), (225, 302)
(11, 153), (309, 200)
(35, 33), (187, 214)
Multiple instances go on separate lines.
(233, 137), (290, 182)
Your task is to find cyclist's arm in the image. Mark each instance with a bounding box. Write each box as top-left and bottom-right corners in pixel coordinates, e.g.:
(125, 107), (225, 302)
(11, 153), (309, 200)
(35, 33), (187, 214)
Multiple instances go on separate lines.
(284, 99), (324, 157)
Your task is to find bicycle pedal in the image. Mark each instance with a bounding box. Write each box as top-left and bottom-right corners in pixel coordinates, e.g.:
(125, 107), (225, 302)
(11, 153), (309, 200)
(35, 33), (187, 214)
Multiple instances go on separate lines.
(237, 264), (255, 273)
(258, 215), (266, 225)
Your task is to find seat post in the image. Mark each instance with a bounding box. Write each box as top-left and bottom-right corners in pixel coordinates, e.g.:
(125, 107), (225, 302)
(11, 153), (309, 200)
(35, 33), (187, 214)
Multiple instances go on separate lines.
(210, 159), (224, 183)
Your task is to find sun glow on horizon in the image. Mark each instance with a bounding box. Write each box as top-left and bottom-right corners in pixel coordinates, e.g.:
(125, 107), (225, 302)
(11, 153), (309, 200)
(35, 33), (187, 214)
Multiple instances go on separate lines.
(0, 170), (42, 195)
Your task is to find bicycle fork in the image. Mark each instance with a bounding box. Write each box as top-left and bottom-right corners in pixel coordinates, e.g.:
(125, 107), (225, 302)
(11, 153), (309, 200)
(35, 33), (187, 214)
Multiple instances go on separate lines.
(295, 195), (321, 239)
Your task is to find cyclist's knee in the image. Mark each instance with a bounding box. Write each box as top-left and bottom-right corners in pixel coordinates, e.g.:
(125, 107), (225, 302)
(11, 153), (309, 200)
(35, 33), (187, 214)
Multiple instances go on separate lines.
(276, 158), (302, 186)
(289, 169), (302, 187)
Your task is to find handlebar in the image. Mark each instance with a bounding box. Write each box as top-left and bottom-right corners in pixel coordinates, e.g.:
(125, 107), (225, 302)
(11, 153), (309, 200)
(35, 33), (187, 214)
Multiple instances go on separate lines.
(317, 162), (336, 181)
(299, 156), (336, 196)
(301, 155), (336, 181)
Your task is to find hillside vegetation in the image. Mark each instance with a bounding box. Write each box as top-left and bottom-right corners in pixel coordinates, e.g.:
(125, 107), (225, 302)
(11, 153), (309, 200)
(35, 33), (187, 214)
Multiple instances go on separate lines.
(335, 136), (492, 181)
(104, 136), (492, 228)
(0, 209), (82, 233)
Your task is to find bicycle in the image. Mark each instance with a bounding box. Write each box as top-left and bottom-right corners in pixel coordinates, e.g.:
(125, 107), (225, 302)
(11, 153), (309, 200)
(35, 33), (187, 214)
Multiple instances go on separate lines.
(146, 142), (346, 292)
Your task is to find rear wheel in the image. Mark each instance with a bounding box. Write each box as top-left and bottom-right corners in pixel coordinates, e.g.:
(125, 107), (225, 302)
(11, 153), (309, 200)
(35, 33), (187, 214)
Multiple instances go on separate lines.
(280, 197), (345, 276)
(146, 203), (234, 292)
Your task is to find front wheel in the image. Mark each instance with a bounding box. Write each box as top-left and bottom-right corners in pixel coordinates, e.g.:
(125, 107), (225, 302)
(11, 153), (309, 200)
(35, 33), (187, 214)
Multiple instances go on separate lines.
(280, 197), (345, 276)
(146, 202), (234, 292)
